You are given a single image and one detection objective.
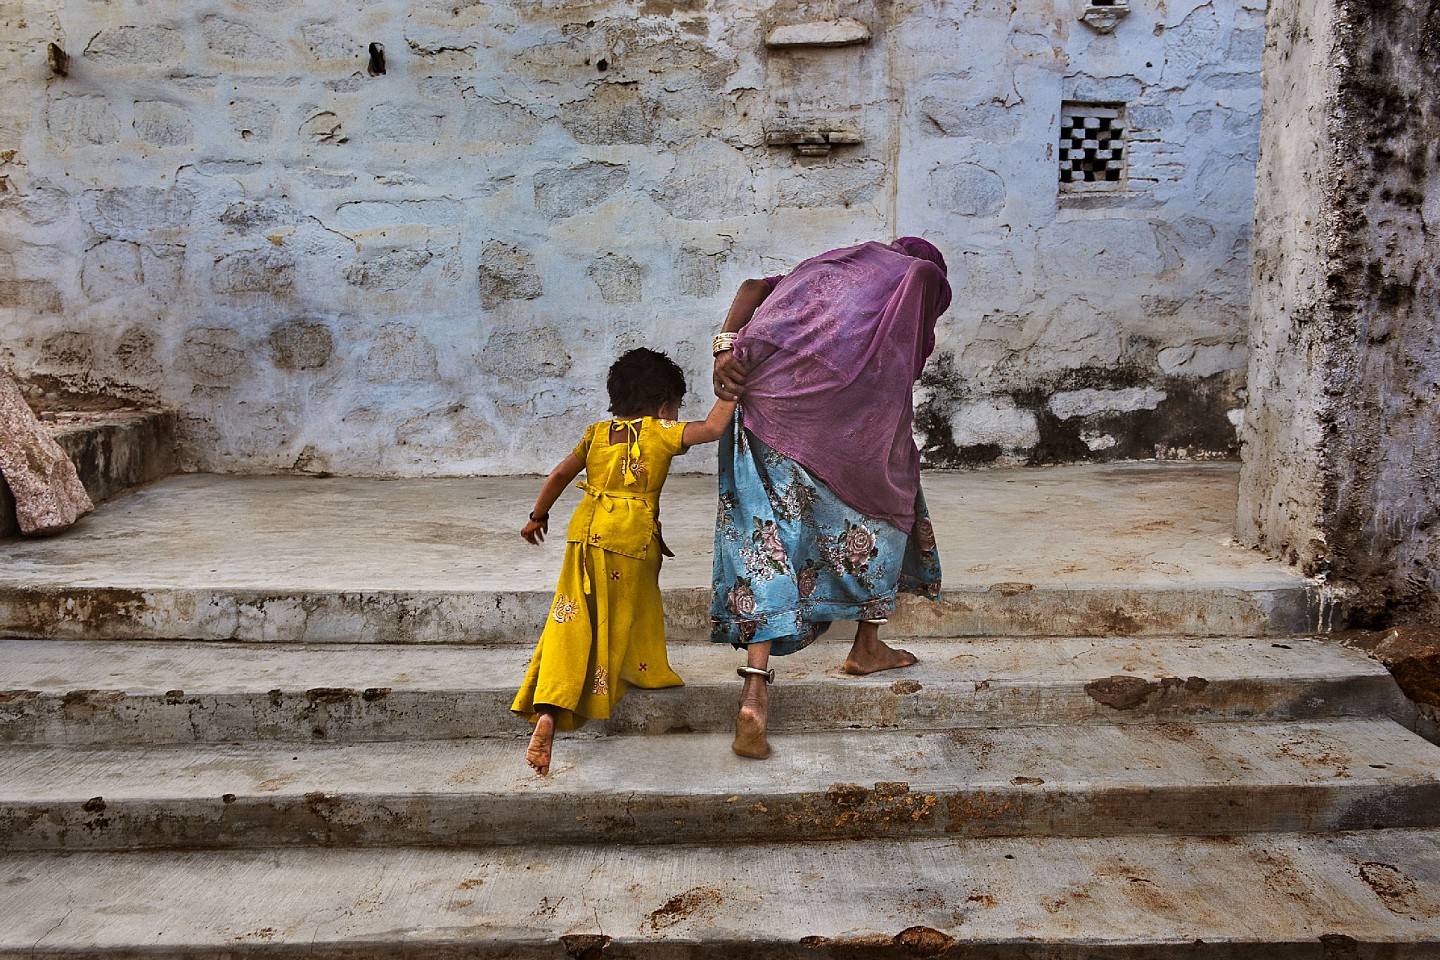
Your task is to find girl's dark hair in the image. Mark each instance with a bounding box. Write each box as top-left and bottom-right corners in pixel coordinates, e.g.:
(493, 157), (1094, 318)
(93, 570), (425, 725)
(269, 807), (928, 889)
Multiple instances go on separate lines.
(607, 348), (687, 417)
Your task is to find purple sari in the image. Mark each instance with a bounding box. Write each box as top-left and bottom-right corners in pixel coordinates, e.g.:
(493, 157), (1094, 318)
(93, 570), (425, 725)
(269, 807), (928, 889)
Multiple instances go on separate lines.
(732, 238), (952, 532)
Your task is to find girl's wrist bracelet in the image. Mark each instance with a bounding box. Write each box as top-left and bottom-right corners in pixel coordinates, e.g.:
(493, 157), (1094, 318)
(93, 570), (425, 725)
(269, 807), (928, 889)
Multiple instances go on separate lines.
(529, 511), (549, 523)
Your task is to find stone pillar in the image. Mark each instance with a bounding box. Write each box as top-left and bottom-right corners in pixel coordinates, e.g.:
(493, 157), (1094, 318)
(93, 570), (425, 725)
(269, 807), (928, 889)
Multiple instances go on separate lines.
(1239, 0), (1440, 625)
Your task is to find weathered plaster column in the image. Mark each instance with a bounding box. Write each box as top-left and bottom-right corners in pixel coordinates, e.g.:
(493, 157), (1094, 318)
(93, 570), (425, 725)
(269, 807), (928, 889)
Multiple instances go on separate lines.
(1240, 0), (1440, 624)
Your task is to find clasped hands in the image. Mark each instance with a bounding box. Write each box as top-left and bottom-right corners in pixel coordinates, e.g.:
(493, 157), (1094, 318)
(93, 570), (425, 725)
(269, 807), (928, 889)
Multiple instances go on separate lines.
(713, 351), (750, 401)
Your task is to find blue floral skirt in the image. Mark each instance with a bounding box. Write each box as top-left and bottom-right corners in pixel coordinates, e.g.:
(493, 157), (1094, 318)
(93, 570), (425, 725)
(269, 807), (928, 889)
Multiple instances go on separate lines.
(710, 411), (942, 657)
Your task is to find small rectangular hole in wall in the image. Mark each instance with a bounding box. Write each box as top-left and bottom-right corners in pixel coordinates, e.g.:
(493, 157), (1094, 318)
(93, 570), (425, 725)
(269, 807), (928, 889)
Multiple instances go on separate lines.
(1059, 102), (1127, 189)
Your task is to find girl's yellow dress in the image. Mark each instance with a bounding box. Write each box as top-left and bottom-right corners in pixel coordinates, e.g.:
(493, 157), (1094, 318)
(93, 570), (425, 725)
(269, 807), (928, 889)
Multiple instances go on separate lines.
(512, 416), (687, 731)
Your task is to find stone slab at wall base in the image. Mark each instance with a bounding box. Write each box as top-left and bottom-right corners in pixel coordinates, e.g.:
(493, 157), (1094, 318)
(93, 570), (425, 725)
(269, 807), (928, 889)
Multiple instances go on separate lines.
(0, 410), (177, 538)
(1238, 0), (1440, 626)
(1338, 626), (1440, 745)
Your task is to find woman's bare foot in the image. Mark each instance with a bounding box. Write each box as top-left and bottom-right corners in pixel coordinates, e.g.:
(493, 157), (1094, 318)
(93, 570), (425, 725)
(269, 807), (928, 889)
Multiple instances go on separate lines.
(732, 673), (771, 759)
(842, 621), (918, 676)
(526, 711), (555, 776)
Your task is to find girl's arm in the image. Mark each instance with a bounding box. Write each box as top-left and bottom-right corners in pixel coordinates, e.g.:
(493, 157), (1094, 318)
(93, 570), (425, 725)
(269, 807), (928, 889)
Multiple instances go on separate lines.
(681, 398), (738, 448)
(521, 453), (584, 544)
(713, 278), (773, 401)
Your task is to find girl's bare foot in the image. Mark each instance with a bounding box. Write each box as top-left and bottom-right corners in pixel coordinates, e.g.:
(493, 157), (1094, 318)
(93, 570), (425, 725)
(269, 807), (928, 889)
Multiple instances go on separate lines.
(526, 711), (555, 776)
(842, 621), (918, 676)
(732, 673), (771, 760)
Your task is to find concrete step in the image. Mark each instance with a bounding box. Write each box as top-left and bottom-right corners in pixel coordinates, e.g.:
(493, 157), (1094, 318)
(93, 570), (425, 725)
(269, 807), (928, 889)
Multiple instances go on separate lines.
(2, 830), (1439, 956)
(0, 636), (1408, 745)
(0, 467), (1323, 642)
(2, 719), (1437, 850)
(0, 409), (176, 538)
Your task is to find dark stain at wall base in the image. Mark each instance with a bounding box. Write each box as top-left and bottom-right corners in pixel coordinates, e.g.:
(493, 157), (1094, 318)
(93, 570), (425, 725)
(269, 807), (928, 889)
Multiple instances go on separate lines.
(916, 351), (1243, 469)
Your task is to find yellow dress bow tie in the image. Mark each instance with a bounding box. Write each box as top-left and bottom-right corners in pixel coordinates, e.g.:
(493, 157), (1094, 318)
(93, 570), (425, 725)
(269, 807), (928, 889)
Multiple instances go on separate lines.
(612, 418), (643, 486)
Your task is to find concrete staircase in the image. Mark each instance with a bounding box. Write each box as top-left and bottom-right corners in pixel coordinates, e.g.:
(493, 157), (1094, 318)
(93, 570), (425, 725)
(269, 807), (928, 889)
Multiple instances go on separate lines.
(1, 467), (1438, 956)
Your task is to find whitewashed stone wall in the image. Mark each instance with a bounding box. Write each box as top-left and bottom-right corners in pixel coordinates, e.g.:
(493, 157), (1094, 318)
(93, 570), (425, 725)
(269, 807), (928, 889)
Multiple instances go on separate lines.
(1240, 0), (1440, 625)
(0, 0), (1262, 475)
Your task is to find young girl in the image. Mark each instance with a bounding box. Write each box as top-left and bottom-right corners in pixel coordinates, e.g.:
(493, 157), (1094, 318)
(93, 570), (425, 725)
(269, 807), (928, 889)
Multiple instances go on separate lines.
(514, 348), (735, 775)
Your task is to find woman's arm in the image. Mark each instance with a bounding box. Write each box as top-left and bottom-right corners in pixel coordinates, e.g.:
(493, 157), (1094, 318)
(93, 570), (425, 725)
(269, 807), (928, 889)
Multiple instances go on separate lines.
(713, 278), (773, 400)
(521, 452), (584, 544)
(681, 398), (738, 448)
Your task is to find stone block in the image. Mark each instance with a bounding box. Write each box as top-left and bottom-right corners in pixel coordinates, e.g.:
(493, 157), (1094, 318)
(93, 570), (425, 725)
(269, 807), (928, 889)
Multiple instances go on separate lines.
(1049, 387), (1168, 420)
(332, 199), (464, 231)
(950, 399), (1039, 449)
(115, 328), (163, 382)
(219, 200), (302, 234)
(86, 186), (195, 241)
(133, 101), (193, 147)
(1157, 343), (1247, 378)
(83, 26), (186, 65)
(81, 240), (144, 298)
(0, 372), (93, 536)
(301, 23), (360, 61)
(344, 249), (433, 291)
(211, 248), (296, 295)
(301, 111), (346, 144)
(676, 247), (725, 298)
(268, 320), (334, 371)
(918, 99), (1020, 141)
(478, 325), (571, 381)
(458, 96), (542, 145)
(364, 324), (438, 382)
(366, 104), (442, 144)
(477, 242), (542, 309)
(766, 18), (872, 48)
(202, 17), (285, 62)
(40, 332), (95, 370)
(230, 99), (279, 142)
(46, 95), (120, 145)
(930, 163), (1006, 218)
(1161, 4), (1221, 84)
(0, 279), (63, 314)
(182, 327), (251, 382)
(651, 141), (753, 221)
(588, 254), (641, 304)
(533, 162), (629, 221)
(774, 159), (886, 209)
(559, 84), (657, 145)
(2, 181), (72, 226)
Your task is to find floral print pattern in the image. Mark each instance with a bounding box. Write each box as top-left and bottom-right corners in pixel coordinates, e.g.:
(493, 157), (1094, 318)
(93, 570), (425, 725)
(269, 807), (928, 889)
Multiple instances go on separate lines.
(710, 410), (942, 657)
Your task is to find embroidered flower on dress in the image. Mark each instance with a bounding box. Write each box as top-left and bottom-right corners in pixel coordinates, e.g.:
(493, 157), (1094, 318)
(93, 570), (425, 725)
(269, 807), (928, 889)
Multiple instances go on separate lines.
(915, 517), (937, 556)
(797, 562), (819, 599)
(727, 582), (757, 617)
(759, 521), (787, 565)
(552, 594), (579, 623)
(659, 419), (679, 428)
(592, 666), (609, 696)
(845, 523), (878, 567)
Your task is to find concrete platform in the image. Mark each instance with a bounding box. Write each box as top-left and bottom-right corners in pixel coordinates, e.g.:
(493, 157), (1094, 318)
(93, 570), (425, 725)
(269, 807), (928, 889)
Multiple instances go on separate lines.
(3, 718), (1438, 850)
(0, 636), (1411, 745)
(0, 462), (1321, 642)
(2, 831), (1438, 958)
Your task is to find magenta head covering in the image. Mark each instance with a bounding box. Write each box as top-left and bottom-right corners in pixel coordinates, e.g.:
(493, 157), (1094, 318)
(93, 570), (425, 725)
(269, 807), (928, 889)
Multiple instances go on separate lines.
(733, 239), (952, 532)
(891, 236), (948, 276)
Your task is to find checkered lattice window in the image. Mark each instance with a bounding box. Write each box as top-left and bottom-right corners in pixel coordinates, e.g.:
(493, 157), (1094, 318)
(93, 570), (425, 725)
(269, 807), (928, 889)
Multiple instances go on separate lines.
(1059, 103), (1126, 187)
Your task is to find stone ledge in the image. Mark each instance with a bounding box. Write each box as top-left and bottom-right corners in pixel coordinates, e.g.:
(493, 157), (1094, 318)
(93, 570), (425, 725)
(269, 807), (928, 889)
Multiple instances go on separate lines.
(0, 410), (177, 538)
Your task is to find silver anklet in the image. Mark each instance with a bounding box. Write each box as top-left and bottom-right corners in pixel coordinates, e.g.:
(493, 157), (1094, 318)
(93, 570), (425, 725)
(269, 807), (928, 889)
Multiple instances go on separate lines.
(737, 666), (775, 684)
(863, 617), (889, 625)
